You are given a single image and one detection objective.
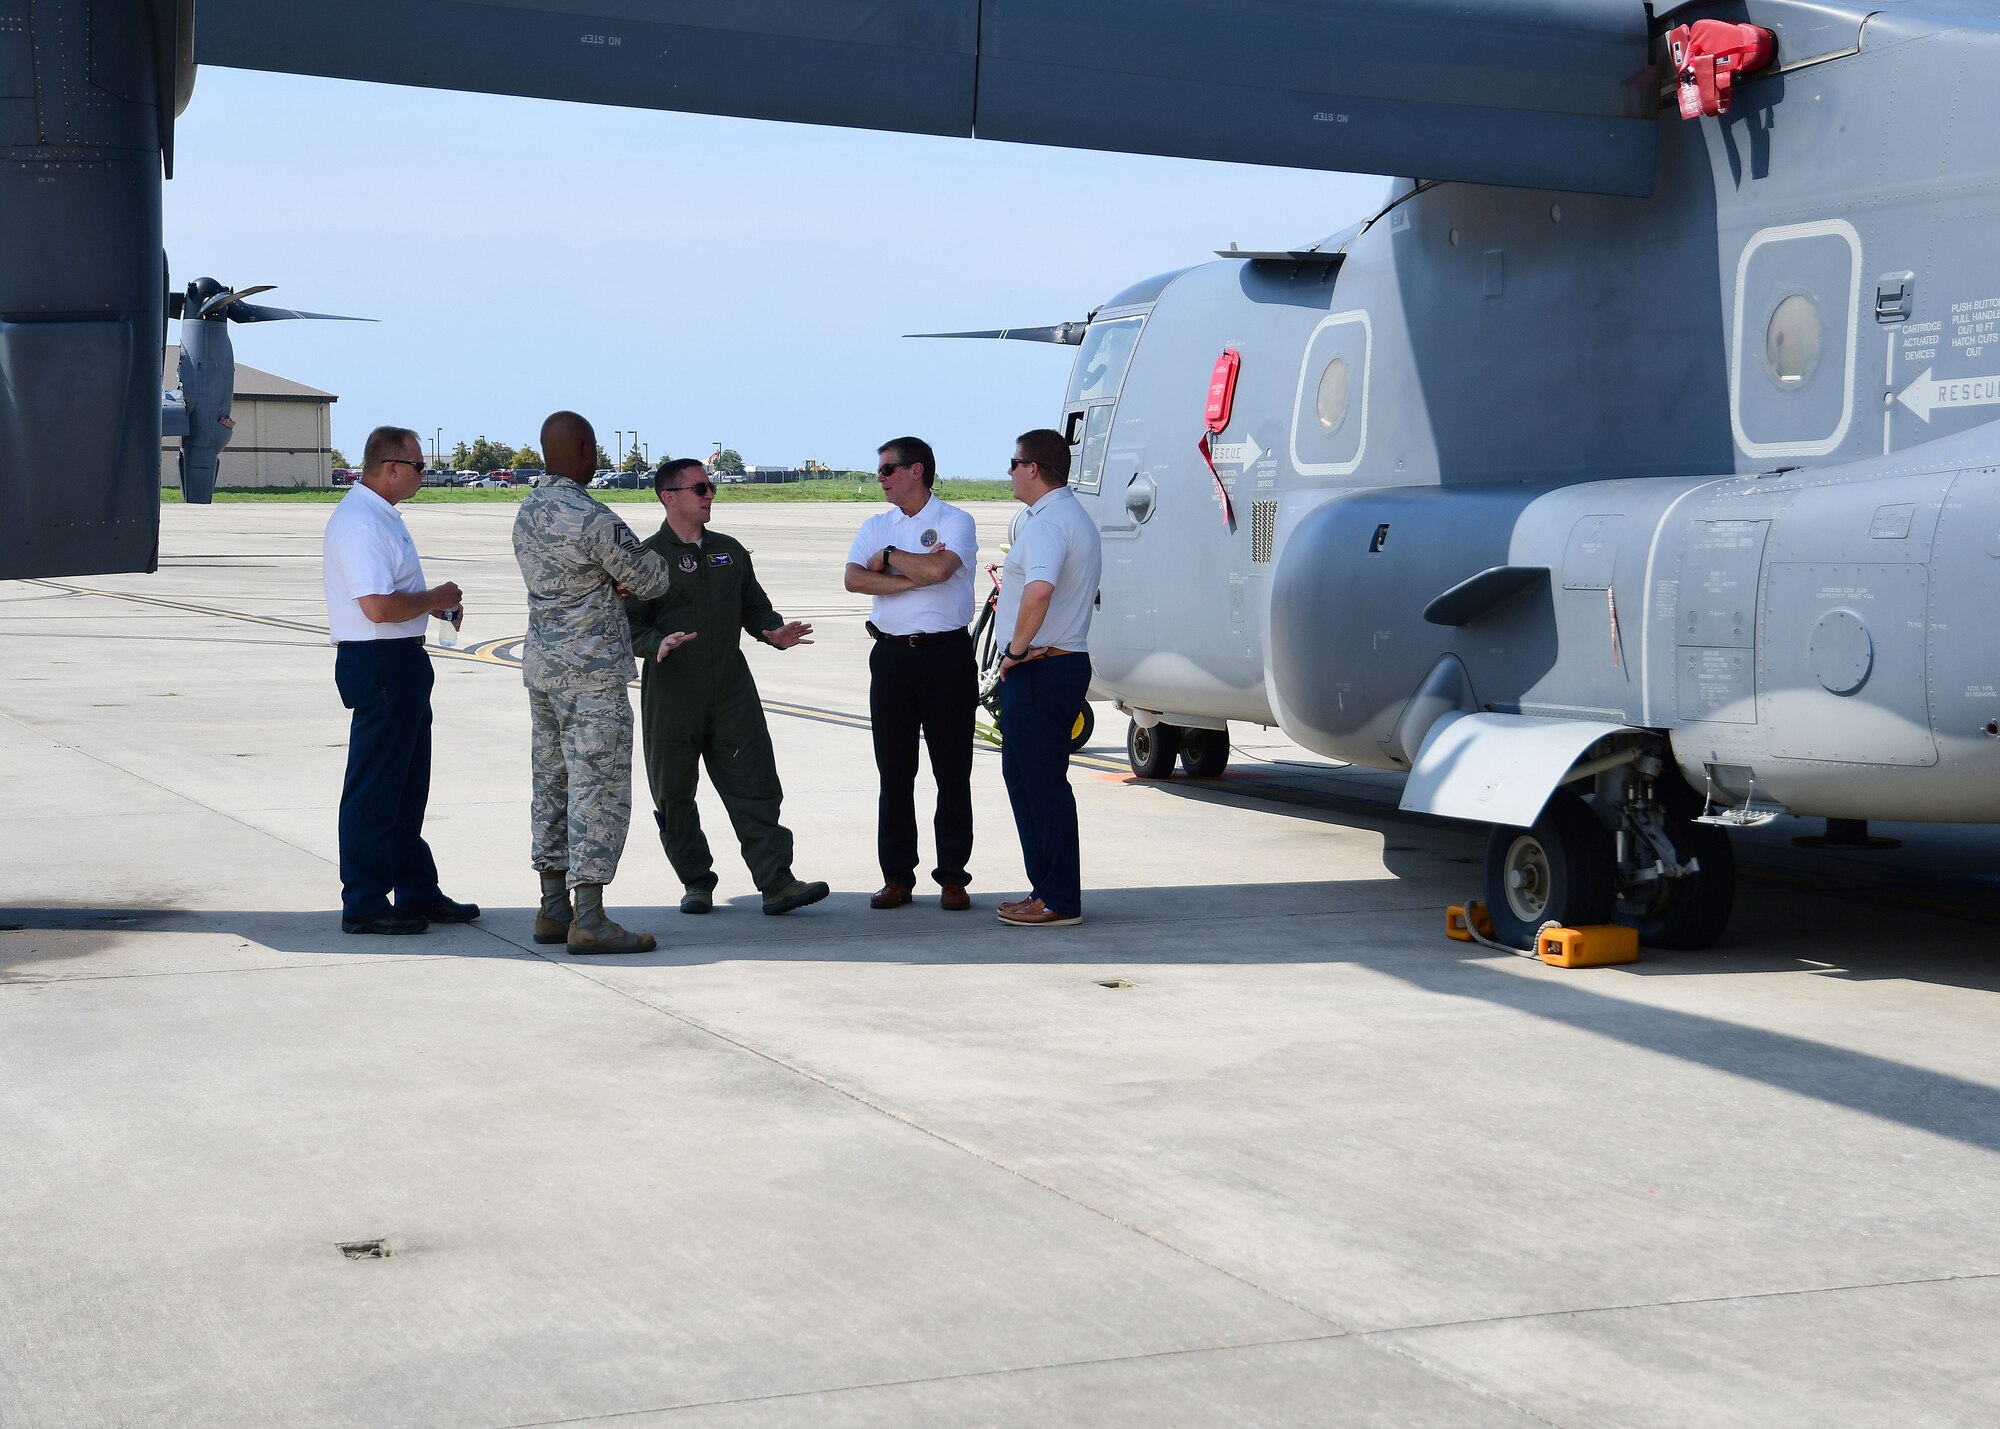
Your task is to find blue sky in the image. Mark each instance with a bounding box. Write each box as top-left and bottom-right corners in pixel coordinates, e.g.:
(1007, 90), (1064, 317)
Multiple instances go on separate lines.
(165, 68), (1386, 476)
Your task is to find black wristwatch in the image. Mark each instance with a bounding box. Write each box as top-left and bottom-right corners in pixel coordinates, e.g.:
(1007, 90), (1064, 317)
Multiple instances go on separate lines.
(1005, 644), (1028, 660)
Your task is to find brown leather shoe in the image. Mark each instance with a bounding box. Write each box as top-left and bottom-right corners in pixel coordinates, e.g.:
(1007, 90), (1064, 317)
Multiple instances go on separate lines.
(940, 885), (971, 912)
(996, 896), (1033, 916)
(870, 883), (913, 910)
(997, 898), (1082, 927)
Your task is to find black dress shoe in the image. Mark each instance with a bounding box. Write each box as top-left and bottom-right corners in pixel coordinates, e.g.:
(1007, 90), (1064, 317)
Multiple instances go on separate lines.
(342, 909), (429, 936)
(401, 896), (480, 923)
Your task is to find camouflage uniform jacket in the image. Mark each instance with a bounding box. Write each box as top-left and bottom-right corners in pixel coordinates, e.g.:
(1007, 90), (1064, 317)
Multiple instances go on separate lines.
(512, 479), (674, 692)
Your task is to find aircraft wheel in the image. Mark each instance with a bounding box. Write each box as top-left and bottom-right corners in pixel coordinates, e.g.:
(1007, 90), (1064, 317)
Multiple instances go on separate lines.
(1069, 703), (1096, 753)
(1127, 719), (1180, 778)
(1482, 792), (1615, 949)
(1617, 819), (1735, 950)
(1177, 727), (1230, 778)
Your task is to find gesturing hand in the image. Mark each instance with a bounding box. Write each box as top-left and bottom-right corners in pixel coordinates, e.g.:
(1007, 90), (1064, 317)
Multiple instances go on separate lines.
(764, 621), (814, 650)
(653, 631), (697, 661)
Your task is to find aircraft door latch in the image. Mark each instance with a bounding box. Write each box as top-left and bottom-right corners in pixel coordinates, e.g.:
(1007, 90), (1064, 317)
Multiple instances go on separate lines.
(1668, 21), (1775, 119)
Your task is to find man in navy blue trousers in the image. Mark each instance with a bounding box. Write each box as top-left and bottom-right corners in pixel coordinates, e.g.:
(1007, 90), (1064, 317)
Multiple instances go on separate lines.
(323, 425), (480, 935)
(993, 428), (1104, 928)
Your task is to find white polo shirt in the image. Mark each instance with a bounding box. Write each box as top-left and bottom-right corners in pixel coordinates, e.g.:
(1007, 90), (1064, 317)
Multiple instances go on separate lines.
(997, 485), (1101, 654)
(322, 482), (430, 643)
(847, 494), (978, 635)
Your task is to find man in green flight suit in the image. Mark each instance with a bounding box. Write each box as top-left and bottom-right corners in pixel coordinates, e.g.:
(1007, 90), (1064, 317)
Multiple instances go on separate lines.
(625, 458), (829, 916)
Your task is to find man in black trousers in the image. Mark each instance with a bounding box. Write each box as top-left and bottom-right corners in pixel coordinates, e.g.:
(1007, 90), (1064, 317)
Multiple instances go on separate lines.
(321, 425), (479, 935)
(844, 437), (980, 911)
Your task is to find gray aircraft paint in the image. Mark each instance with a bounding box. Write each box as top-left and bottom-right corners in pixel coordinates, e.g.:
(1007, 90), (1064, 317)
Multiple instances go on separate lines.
(9, 0), (2000, 941)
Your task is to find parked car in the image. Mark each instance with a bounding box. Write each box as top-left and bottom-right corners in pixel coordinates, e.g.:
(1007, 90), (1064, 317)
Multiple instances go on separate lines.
(469, 475), (511, 489)
(330, 469), (355, 487)
(588, 469), (615, 488)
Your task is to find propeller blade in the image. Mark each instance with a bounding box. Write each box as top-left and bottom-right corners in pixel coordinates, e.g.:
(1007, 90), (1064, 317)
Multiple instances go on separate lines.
(195, 283), (276, 319)
(227, 302), (375, 324)
(904, 322), (1088, 346)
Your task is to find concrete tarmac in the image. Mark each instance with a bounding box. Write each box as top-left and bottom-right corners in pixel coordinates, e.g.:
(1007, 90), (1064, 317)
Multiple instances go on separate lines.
(4, 499), (2000, 1427)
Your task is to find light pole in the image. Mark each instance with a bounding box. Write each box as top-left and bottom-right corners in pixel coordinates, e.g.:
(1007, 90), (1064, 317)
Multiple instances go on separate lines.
(433, 427), (442, 469)
(615, 430), (625, 467)
(642, 442), (650, 466)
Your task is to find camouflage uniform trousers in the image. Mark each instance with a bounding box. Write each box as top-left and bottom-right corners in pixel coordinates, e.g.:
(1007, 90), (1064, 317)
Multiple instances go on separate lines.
(529, 685), (635, 888)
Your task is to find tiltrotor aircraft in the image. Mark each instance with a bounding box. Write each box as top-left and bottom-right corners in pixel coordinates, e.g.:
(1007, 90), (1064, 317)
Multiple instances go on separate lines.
(7, 1), (1999, 948)
(166, 277), (369, 503)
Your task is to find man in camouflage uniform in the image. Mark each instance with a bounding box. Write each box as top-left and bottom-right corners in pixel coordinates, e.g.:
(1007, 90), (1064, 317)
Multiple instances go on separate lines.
(512, 410), (688, 955)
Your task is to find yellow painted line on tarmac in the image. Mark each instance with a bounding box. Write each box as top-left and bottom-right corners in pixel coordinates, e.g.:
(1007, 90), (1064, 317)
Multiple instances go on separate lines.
(28, 580), (883, 727)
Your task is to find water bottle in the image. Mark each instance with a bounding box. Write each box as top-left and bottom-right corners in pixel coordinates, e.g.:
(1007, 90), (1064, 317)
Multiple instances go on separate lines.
(435, 608), (461, 649)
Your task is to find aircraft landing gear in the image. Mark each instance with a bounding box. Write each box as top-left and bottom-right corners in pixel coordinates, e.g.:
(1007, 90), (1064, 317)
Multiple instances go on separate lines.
(1127, 719), (1180, 778)
(1177, 727), (1230, 778)
(1615, 816), (1735, 950)
(1480, 749), (1738, 951)
(1603, 754), (1736, 950)
(1482, 791), (1615, 948)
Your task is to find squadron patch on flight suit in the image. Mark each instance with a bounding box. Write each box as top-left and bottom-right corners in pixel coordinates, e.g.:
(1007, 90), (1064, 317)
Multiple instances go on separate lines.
(677, 554), (699, 573)
(707, 552), (733, 566)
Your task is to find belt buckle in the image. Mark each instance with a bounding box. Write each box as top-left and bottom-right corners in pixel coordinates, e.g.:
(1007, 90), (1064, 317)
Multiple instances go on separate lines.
(906, 632), (921, 648)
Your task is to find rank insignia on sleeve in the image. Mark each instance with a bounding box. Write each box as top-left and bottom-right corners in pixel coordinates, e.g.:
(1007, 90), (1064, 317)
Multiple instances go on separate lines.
(677, 554), (699, 573)
(707, 552), (733, 566)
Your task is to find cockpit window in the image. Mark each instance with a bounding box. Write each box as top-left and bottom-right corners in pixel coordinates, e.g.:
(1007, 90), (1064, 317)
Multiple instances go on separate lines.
(1065, 316), (1145, 406)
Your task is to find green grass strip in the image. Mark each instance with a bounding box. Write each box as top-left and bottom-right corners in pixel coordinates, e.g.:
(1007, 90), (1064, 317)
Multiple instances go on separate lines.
(162, 478), (1014, 505)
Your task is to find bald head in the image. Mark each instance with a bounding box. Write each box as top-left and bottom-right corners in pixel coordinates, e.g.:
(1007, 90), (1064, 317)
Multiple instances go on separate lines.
(541, 411), (596, 483)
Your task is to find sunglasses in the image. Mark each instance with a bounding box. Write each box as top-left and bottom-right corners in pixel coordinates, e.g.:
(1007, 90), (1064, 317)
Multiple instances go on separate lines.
(383, 458), (424, 473)
(877, 461), (910, 478)
(1008, 457), (1037, 471)
(667, 481), (715, 497)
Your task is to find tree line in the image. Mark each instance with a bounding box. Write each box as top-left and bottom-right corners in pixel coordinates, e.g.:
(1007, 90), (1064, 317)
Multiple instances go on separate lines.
(331, 442), (752, 476)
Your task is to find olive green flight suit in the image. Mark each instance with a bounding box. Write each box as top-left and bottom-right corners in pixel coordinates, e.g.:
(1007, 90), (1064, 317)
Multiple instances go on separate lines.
(624, 523), (796, 895)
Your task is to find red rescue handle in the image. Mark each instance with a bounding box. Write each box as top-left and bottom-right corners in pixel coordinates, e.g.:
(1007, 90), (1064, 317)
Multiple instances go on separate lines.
(1668, 20), (1775, 120)
(1198, 348), (1240, 530)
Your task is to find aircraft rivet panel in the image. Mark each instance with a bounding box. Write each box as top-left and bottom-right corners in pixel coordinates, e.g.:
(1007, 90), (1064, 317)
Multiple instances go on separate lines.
(1761, 563), (1936, 767)
(1678, 519), (1770, 650)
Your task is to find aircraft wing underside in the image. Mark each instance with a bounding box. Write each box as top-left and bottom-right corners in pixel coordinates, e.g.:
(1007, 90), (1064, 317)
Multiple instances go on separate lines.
(194, 0), (1660, 197)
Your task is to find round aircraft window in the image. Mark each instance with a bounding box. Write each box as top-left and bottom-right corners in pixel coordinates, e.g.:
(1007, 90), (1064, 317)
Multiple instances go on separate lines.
(1315, 357), (1350, 432)
(1765, 293), (1822, 386)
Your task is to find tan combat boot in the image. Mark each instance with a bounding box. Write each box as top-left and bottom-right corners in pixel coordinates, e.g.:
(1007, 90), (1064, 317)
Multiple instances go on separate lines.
(565, 884), (657, 956)
(533, 870), (573, 946)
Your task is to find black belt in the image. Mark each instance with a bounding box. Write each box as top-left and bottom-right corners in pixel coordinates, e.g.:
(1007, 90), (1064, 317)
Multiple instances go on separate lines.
(336, 636), (425, 647)
(866, 621), (967, 648)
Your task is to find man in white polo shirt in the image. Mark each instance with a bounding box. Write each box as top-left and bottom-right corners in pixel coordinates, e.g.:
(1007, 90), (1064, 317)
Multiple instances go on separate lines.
(993, 427), (1102, 928)
(844, 436), (979, 912)
(322, 424), (477, 936)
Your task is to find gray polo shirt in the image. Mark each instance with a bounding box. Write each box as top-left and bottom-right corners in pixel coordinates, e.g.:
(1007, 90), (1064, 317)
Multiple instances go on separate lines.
(997, 485), (1102, 654)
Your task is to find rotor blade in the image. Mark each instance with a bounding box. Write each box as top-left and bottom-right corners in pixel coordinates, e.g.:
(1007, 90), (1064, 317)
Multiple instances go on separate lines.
(195, 283), (276, 318)
(905, 323), (1087, 346)
(227, 302), (375, 324)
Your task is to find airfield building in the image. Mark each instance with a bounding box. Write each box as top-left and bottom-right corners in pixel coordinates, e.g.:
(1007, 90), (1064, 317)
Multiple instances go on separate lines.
(160, 347), (338, 489)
